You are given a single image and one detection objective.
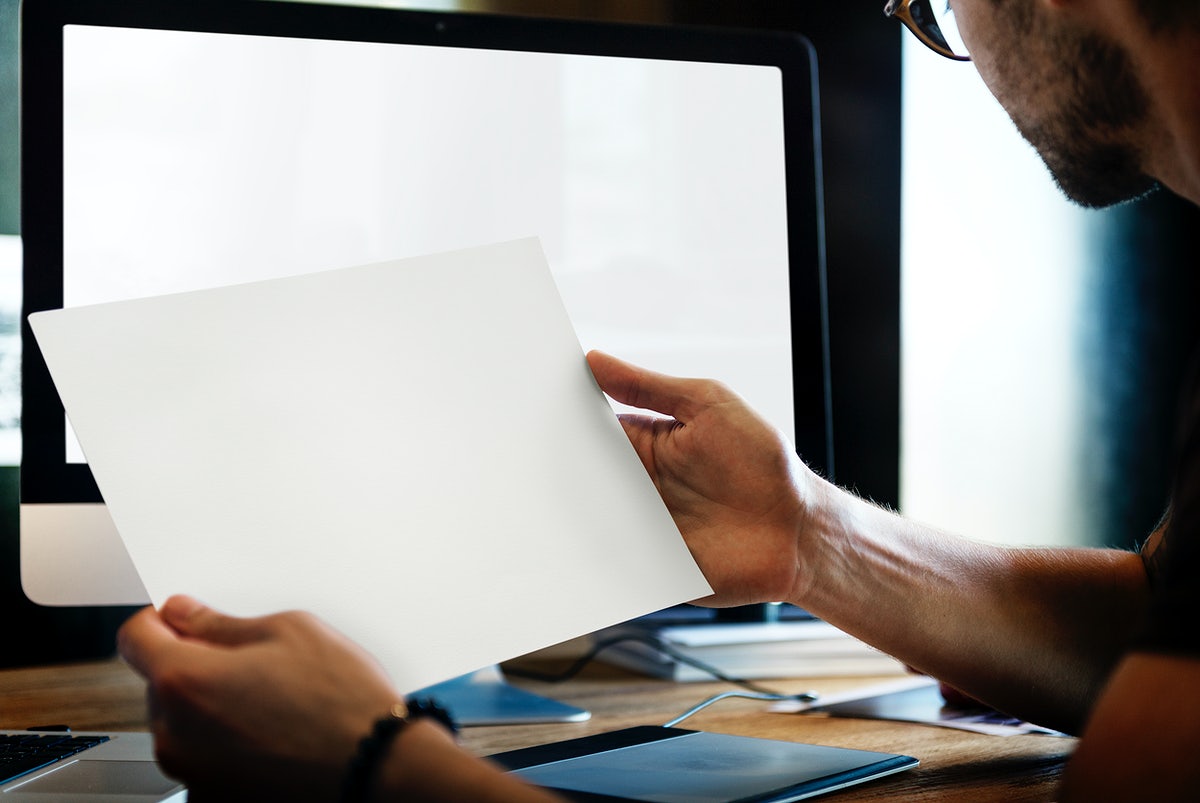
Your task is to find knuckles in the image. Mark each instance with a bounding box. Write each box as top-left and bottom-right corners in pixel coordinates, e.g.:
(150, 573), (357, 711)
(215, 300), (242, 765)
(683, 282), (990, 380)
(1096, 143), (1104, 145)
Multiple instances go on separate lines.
(264, 609), (323, 636)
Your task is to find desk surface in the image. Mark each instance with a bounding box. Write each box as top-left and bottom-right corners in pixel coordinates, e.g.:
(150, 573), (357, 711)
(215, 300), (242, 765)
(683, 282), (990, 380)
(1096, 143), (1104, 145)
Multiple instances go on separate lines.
(0, 657), (1074, 801)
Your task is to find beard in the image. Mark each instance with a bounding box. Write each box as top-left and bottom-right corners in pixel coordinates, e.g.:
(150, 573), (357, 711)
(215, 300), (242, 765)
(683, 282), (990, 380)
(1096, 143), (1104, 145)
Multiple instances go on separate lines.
(1020, 123), (1156, 209)
(1009, 27), (1157, 208)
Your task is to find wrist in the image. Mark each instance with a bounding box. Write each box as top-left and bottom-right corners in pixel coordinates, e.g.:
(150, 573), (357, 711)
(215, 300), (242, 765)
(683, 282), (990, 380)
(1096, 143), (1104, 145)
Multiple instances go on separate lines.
(365, 718), (456, 803)
(343, 699), (456, 803)
(368, 718), (560, 803)
(787, 471), (858, 610)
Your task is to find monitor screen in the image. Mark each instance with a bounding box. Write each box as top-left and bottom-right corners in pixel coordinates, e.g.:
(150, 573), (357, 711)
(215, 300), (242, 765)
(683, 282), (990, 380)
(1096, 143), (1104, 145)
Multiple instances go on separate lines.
(20, 0), (828, 605)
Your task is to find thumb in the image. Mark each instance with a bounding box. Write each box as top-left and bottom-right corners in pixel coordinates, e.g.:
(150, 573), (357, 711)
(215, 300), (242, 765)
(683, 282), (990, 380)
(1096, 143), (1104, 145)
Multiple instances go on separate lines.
(160, 595), (270, 647)
(586, 350), (708, 422)
(118, 605), (190, 678)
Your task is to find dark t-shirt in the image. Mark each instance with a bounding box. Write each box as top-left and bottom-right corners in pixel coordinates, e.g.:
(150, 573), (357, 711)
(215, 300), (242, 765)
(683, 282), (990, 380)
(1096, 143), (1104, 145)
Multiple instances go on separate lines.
(1138, 358), (1200, 655)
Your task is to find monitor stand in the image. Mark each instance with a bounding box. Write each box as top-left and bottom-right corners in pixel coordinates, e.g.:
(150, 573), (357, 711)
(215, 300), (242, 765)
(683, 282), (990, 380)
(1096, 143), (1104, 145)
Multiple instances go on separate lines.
(413, 665), (590, 727)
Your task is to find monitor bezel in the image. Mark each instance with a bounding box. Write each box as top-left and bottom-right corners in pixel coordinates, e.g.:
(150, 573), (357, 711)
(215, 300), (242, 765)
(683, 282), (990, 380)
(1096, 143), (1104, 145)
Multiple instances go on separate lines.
(20, 0), (831, 506)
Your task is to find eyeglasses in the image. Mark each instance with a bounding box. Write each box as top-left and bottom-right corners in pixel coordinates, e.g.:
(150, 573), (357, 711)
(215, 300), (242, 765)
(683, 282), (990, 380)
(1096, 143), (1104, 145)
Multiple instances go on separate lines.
(884, 0), (971, 61)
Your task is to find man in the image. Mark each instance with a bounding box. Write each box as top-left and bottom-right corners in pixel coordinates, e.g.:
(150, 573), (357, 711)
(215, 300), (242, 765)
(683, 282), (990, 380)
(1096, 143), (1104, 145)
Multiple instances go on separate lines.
(118, 0), (1200, 799)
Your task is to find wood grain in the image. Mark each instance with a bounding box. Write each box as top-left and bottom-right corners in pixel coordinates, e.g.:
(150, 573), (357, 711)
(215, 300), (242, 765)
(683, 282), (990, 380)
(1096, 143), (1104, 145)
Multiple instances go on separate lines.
(0, 658), (1074, 800)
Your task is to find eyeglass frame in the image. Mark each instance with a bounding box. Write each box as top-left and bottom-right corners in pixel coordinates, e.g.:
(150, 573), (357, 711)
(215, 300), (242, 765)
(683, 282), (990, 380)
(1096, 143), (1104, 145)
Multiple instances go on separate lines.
(884, 0), (972, 62)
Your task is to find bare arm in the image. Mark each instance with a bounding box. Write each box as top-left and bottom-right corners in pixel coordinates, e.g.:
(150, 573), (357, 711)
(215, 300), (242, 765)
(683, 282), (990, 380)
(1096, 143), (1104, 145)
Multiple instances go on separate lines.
(368, 719), (562, 803)
(587, 350), (1150, 734)
(801, 485), (1149, 733)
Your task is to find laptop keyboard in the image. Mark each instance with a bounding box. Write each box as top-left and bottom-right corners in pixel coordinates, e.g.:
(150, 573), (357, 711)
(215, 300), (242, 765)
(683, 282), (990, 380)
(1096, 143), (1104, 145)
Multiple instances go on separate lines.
(0, 733), (111, 785)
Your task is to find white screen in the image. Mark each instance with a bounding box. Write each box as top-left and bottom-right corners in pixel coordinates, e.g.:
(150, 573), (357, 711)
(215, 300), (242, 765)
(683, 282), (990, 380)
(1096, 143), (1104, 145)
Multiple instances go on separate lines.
(63, 25), (793, 462)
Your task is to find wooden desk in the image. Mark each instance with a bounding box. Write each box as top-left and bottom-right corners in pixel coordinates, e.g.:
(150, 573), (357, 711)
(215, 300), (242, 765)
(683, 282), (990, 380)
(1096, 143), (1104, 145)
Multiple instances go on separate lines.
(0, 658), (1075, 801)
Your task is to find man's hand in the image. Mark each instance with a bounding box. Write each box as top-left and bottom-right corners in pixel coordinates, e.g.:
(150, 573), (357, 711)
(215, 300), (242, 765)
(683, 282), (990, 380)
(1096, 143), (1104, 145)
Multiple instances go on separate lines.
(120, 597), (561, 803)
(119, 596), (404, 801)
(587, 350), (815, 607)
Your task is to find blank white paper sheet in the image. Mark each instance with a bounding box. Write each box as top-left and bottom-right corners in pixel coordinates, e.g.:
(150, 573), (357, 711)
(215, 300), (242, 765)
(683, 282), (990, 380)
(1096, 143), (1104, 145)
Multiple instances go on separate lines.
(29, 237), (711, 693)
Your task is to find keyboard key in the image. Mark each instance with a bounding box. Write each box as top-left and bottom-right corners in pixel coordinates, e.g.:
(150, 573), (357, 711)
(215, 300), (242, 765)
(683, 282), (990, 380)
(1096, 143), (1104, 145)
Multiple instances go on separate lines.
(0, 733), (110, 785)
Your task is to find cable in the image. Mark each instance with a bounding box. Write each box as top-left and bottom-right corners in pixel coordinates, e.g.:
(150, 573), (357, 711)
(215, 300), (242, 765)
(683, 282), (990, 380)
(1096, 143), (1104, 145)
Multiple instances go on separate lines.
(504, 632), (820, 702)
(662, 691), (802, 728)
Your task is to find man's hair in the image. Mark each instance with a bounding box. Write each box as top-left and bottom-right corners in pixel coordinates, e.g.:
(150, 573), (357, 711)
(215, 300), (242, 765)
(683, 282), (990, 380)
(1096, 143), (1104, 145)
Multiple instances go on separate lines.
(1136, 0), (1200, 31)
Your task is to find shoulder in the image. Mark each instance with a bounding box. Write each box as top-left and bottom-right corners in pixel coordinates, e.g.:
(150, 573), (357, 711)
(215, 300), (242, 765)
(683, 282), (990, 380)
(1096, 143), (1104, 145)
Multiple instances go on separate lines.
(1061, 651), (1200, 801)
(1138, 355), (1200, 654)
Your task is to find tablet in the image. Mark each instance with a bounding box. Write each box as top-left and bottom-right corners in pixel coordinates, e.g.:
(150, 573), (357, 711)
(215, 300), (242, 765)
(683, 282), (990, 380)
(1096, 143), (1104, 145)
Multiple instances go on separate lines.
(489, 726), (917, 802)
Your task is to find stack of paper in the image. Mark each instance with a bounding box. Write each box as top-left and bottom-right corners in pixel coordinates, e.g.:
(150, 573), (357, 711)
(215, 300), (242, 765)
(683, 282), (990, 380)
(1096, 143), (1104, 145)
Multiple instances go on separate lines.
(595, 620), (906, 681)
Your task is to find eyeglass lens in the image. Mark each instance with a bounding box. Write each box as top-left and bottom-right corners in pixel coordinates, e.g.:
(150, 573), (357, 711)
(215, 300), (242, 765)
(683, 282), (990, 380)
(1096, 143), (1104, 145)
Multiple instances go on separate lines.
(909, 0), (969, 58)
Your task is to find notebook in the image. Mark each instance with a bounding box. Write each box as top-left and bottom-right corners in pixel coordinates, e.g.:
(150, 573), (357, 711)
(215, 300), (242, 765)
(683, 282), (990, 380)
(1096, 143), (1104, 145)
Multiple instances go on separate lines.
(0, 730), (184, 801)
(490, 726), (918, 802)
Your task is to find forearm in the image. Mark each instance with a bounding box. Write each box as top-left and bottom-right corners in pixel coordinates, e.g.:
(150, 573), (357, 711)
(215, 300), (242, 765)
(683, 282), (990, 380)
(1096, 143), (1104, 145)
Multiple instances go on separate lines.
(794, 479), (1150, 734)
(369, 720), (562, 803)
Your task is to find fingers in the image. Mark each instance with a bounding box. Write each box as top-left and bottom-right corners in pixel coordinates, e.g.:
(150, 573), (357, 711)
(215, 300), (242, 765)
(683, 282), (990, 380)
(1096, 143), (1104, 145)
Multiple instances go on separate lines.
(159, 595), (271, 647)
(586, 350), (710, 422)
(613, 412), (668, 477)
(121, 596), (275, 680)
(118, 605), (189, 678)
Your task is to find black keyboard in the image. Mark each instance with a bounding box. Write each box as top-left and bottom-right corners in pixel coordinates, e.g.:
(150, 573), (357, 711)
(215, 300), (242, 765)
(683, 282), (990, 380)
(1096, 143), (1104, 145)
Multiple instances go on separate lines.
(0, 733), (110, 785)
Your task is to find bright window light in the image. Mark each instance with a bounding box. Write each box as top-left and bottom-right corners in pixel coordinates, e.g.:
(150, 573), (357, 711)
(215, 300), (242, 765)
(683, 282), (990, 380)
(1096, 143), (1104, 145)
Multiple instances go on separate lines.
(900, 37), (1096, 547)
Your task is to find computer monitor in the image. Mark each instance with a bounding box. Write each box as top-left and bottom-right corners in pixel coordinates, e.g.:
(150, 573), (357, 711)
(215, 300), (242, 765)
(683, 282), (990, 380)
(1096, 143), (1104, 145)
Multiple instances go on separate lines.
(20, 0), (830, 608)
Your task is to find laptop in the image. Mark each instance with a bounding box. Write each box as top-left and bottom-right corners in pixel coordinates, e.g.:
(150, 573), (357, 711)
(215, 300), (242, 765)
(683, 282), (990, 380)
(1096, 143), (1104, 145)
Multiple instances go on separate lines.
(0, 730), (184, 801)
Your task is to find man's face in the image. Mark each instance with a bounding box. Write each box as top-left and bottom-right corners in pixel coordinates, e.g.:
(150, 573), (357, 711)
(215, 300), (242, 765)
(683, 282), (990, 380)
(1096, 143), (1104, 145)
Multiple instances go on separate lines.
(951, 0), (1156, 208)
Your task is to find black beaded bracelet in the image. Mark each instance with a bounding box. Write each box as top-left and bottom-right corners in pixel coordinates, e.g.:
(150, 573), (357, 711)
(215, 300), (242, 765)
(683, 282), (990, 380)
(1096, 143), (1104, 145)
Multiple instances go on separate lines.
(340, 697), (457, 803)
